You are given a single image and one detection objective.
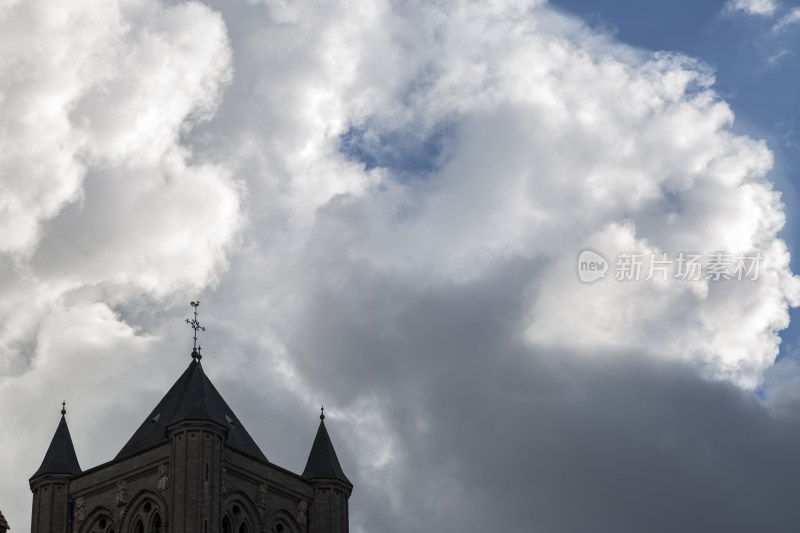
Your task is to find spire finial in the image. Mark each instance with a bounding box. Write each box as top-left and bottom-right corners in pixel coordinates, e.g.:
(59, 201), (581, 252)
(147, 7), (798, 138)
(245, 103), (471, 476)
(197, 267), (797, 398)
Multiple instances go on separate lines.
(320, 405), (325, 420)
(61, 401), (66, 416)
(185, 301), (205, 361)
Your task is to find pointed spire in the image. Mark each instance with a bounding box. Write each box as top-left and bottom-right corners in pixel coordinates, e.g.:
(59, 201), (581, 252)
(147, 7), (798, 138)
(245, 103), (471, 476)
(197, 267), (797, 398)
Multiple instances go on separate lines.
(302, 409), (351, 485)
(31, 403), (81, 479)
(0, 508), (9, 531)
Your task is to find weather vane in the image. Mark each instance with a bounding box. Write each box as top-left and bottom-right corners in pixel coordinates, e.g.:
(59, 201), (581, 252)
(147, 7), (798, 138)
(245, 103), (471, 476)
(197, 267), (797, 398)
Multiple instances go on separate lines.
(185, 301), (205, 361)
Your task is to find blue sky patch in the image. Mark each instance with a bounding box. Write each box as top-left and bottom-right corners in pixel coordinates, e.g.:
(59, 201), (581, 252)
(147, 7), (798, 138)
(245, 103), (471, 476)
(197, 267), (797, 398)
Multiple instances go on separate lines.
(339, 121), (454, 179)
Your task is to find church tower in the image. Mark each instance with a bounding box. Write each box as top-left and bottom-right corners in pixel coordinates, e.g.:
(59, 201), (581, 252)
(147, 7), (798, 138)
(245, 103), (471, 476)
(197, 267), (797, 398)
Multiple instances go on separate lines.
(29, 303), (353, 533)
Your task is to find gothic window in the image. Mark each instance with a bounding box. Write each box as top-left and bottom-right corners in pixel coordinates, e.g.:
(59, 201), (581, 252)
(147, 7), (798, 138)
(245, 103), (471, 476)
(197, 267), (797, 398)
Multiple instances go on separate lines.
(222, 501), (255, 533)
(128, 500), (162, 533)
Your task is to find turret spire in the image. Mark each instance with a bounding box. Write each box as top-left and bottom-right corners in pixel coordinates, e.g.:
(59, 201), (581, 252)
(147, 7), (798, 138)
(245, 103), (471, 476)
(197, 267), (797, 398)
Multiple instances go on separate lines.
(31, 403), (81, 479)
(302, 408), (351, 485)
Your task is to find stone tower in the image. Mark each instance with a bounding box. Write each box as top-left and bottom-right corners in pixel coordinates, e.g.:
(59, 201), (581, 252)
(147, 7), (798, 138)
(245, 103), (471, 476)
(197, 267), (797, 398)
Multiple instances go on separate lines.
(29, 356), (353, 533)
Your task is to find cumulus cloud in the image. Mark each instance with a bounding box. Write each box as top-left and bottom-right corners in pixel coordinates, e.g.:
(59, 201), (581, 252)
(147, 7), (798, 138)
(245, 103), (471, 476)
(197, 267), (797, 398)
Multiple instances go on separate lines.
(1, 0), (799, 531)
(224, 0), (797, 385)
(0, 0), (239, 374)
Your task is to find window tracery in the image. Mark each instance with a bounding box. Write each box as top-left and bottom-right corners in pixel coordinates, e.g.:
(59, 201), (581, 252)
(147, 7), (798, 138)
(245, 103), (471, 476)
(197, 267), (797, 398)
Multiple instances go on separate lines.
(223, 500), (256, 533)
(126, 499), (163, 533)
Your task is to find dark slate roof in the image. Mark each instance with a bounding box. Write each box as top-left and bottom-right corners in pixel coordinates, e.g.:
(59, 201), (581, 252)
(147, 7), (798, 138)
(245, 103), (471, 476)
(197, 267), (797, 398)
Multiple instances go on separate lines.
(31, 412), (81, 479)
(115, 359), (266, 461)
(0, 508), (9, 530)
(302, 418), (351, 484)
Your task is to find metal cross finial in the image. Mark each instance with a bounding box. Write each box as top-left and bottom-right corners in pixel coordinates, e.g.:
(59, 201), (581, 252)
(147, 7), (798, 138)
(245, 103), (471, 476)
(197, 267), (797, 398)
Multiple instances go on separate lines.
(185, 301), (205, 361)
(61, 401), (66, 416)
(320, 405), (325, 421)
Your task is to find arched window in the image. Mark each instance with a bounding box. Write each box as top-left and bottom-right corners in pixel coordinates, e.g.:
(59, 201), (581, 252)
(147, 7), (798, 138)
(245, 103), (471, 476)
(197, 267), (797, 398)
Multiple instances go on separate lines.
(150, 512), (161, 533)
(127, 499), (163, 533)
(222, 500), (258, 533)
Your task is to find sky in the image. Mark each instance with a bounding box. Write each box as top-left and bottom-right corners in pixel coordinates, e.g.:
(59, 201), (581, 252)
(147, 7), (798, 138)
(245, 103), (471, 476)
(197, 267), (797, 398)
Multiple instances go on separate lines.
(2, 0), (800, 531)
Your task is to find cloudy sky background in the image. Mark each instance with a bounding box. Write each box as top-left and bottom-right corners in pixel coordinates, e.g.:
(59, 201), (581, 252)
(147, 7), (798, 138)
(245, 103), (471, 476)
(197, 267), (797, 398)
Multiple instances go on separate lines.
(3, 0), (800, 530)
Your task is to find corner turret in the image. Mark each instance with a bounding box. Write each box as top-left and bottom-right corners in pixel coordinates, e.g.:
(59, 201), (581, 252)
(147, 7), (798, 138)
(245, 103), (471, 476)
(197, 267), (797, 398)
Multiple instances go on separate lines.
(302, 408), (353, 533)
(30, 403), (81, 533)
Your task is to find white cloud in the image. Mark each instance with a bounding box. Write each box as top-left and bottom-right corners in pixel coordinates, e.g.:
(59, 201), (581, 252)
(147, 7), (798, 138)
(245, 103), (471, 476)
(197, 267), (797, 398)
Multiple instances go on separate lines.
(233, 1), (796, 385)
(773, 7), (800, 31)
(0, 0), (239, 374)
(725, 0), (780, 16)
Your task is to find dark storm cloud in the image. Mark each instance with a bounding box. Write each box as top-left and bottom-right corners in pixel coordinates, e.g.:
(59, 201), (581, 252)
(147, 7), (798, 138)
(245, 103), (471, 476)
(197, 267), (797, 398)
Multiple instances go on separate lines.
(276, 248), (800, 532)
